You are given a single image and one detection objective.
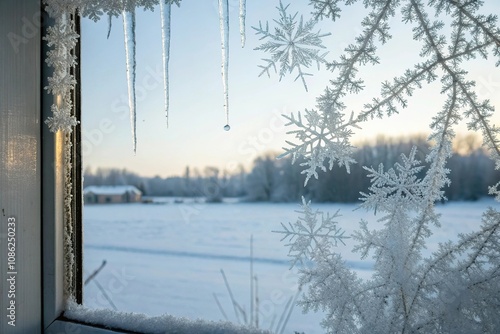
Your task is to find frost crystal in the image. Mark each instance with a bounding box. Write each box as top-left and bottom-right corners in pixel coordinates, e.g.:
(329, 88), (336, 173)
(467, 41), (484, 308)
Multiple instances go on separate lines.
(45, 104), (79, 133)
(274, 0), (500, 332)
(274, 197), (347, 267)
(43, 9), (79, 134)
(309, 0), (342, 21)
(278, 108), (359, 185)
(360, 147), (427, 214)
(65, 299), (272, 334)
(279, 0), (500, 179)
(279, 150), (500, 333)
(253, 1), (331, 91)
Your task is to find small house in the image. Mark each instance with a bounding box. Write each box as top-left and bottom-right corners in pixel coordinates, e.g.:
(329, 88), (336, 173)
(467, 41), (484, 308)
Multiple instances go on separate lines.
(83, 185), (142, 204)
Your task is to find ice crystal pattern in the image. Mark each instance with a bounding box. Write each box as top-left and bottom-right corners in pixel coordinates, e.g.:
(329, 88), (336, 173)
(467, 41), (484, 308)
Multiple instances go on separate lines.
(276, 0), (500, 332)
(280, 149), (500, 333)
(279, 0), (500, 184)
(278, 108), (359, 185)
(43, 9), (79, 132)
(274, 197), (347, 268)
(253, 1), (331, 92)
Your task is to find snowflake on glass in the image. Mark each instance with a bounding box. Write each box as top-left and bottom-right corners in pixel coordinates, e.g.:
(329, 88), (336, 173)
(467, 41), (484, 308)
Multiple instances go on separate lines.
(279, 108), (359, 185)
(252, 1), (331, 91)
(45, 104), (79, 133)
(274, 197), (347, 267)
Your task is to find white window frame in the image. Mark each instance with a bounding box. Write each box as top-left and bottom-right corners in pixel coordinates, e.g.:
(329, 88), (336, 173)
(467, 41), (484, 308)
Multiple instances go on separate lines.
(40, 1), (107, 332)
(1, 1), (155, 333)
(42, 5), (87, 332)
(40, 4), (158, 334)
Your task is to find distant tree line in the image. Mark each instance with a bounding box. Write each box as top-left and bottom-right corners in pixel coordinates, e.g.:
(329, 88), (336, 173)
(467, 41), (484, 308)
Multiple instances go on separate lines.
(83, 165), (247, 203)
(84, 135), (499, 203)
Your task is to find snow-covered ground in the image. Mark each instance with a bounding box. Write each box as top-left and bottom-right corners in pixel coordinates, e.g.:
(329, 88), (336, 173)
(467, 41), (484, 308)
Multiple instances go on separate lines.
(83, 198), (498, 334)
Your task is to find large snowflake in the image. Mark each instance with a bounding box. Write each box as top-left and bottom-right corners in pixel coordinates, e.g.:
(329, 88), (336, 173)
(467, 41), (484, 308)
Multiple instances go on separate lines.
(279, 108), (359, 184)
(274, 197), (347, 267)
(252, 1), (331, 91)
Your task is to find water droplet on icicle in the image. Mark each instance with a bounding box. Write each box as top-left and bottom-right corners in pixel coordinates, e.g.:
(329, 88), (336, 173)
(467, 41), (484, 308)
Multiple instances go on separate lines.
(122, 9), (137, 153)
(224, 124), (231, 131)
(159, 0), (171, 127)
(218, 0), (230, 132)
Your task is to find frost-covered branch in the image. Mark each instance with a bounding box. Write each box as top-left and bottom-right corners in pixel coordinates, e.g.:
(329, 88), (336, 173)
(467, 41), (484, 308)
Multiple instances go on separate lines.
(279, 0), (401, 178)
(279, 0), (500, 183)
(279, 145), (500, 332)
(319, 0), (396, 120)
(309, 0), (348, 22)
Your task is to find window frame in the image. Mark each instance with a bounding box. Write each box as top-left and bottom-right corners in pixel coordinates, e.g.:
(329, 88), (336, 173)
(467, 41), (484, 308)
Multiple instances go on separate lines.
(37, 4), (263, 334)
(0, 2), (199, 333)
(33, 3), (274, 333)
(40, 6), (143, 334)
(41, 4), (85, 332)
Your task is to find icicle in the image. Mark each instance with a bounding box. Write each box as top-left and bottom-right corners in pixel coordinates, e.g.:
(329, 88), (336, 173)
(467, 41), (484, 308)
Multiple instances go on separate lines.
(122, 9), (137, 152)
(239, 0), (246, 47)
(159, 0), (171, 127)
(107, 14), (112, 39)
(218, 0), (230, 130)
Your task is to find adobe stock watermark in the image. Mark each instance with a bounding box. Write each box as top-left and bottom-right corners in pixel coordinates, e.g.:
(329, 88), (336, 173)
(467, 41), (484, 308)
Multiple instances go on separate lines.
(213, 263), (302, 331)
(177, 182), (222, 225)
(7, 10), (43, 54)
(256, 268), (301, 328)
(236, 108), (288, 165)
(50, 320), (83, 334)
(82, 63), (164, 157)
(178, 107), (289, 224)
(210, 0), (240, 18)
(84, 265), (135, 310)
(476, 73), (500, 101)
(438, 273), (472, 328)
(5, 216), (18, 327)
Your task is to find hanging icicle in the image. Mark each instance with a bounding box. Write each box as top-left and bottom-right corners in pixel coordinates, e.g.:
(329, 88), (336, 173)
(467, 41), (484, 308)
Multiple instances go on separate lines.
(159, 0), (172, 127)
(122, 9), (137, 152)
(45, 0), (249, 140)
(239, 0), (246, 47)
(218, 0), (230, 131)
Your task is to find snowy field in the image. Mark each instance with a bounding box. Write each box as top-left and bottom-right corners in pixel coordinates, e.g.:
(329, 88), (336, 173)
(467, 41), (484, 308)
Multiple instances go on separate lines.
(83, 198), (498, 334)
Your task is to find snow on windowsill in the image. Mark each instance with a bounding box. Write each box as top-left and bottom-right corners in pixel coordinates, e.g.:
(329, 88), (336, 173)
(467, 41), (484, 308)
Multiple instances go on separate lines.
(64, 301), (271, 334)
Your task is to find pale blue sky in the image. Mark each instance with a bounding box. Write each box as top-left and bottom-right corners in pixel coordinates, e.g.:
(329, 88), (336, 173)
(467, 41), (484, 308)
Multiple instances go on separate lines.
(81, 1), (500, 177)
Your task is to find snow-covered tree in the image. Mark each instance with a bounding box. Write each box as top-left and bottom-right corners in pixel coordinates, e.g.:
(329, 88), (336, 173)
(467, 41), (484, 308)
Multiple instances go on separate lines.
(246, 154), (279, 201)
(272, 0), (500, 333)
